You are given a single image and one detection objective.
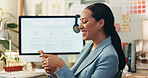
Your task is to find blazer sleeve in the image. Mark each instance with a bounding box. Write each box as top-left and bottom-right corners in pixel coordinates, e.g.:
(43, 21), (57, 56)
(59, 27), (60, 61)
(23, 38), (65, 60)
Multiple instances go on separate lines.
(54, 65), (75, 78)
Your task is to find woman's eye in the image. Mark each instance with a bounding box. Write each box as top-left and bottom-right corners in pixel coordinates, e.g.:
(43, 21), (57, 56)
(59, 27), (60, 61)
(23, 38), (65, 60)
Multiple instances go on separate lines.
(83, 21), (87, 24)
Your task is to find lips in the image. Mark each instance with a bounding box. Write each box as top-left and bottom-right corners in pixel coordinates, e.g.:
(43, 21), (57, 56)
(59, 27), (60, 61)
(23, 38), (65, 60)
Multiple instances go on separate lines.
(81, 30), (87, 36)
(82, 33), (86, 36)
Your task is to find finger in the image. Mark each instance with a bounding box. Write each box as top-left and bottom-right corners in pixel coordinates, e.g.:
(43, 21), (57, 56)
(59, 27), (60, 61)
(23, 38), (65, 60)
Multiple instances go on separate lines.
(44, 67), (52, 69)
(42, 59), (47, 62)
(40, 54), (51, 58)
(42, 60), (47, 64)
(38, 50), (45, 59)
(42, 61), (46, 65)
(38, 50), (44, 54)
(42, 64), (50, 68)
(45, 70), (53, 74)
(46, 70), (50, 73)
(45, 68), (52, 71)
(42, 58), (48, 62)
(42, 60), (44, 63)
(44, 67), (52, 70)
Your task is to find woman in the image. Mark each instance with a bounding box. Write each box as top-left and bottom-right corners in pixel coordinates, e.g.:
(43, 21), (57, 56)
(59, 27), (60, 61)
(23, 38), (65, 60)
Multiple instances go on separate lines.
(39, 3), (126, 78)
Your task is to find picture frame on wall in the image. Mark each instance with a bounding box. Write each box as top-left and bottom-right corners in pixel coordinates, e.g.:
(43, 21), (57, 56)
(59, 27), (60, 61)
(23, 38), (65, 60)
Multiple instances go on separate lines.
(31, 0), (48, 16)
(81, 0), (107, 4)
(47, 0), (65, 16)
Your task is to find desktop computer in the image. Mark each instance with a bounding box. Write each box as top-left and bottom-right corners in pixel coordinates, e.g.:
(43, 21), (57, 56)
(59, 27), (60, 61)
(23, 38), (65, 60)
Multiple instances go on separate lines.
(19, 16), (84, 62)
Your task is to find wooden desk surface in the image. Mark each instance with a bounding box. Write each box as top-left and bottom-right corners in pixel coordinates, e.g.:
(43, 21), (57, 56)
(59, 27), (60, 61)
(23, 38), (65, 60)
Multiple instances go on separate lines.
(0, 70), (48, 78)
(122, 73), (148, 78)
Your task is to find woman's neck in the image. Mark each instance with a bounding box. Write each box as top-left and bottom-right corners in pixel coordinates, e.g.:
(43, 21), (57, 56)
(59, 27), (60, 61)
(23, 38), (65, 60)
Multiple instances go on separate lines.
(92, 35), (108, 48)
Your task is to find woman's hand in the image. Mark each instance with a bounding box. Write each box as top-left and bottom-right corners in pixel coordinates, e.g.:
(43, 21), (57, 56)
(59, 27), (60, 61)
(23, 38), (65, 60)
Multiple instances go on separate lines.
(38, 50), (60, 77)
(40, 54), (66, 70)
(44, 67), (57, 78)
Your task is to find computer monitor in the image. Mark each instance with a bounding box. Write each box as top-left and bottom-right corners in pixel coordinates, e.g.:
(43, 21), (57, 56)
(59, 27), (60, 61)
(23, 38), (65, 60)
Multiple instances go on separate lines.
(19, 16), (84, 55)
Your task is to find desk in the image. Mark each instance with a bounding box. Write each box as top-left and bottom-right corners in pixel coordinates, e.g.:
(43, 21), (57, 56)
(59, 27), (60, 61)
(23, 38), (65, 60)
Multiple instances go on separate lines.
(0, 70), (48, 78)
(122, 73), (148, 78)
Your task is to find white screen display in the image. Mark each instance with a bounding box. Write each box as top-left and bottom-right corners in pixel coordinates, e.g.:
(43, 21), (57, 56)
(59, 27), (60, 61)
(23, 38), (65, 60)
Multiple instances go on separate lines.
(19, 16), (84, 54)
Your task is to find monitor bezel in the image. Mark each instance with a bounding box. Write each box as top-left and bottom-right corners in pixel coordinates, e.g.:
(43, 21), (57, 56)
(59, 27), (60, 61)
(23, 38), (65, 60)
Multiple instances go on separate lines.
(19, 16), (85, 55)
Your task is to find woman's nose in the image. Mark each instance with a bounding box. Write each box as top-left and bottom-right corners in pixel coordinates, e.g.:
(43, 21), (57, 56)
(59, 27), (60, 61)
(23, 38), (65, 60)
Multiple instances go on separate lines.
(79, 24), (84, 29)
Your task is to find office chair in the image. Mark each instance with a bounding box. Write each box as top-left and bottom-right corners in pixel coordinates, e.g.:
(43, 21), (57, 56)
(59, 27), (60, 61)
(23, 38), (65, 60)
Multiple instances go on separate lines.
(114, 70), (122, 78)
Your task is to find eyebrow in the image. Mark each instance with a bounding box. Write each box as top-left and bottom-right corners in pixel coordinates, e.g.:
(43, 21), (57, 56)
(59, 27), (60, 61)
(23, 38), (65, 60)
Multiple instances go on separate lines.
(80, 17), (88, 21)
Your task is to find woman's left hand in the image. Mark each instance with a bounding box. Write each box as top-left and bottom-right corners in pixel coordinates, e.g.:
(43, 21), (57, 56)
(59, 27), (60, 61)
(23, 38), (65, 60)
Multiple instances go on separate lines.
(44, 67), (57, 78)
(40, 54), (66, 70)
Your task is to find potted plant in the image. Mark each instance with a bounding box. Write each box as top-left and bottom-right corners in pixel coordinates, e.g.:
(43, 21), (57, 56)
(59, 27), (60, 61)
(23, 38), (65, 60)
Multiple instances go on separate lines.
(139, 50), (147, 64)
(0, 51), (6, 64)
(0, 8), (19, 63)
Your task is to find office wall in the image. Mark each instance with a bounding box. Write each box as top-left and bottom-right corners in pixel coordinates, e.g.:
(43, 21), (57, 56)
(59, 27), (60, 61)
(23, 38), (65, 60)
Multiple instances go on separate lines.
(23, 0), (48, 16)
(112, 7), (146, 43)
(23, 0), (147, 43)
(112, 7), (148, 43)
(107, 0), (147, 43)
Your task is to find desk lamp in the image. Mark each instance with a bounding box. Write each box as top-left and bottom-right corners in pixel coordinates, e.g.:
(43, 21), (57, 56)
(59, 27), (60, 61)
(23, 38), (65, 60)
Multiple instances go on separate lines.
(0, 22), (11, 55)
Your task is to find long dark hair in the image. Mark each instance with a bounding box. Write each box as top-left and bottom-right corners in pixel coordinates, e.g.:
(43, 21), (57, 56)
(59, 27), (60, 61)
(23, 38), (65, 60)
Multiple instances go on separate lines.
(86, 3), (126, 70)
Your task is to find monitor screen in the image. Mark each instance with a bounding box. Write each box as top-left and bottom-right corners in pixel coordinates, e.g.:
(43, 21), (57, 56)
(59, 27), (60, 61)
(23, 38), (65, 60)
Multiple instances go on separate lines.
(19, 16), (84, 55)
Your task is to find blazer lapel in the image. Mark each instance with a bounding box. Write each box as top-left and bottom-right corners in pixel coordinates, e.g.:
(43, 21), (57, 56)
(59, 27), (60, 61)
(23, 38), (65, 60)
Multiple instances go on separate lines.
(74, 48), (102, 75)
(71, 42), (93, 73)
(74, 36), (112, 76)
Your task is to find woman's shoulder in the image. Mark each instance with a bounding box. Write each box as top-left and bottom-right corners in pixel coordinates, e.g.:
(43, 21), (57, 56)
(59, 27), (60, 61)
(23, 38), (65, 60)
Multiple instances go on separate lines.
(100, 44), (118, 59)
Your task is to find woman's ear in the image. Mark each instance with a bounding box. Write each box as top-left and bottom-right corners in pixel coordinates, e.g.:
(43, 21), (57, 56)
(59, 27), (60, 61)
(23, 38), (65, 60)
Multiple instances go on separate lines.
(98, 19), (105, 28)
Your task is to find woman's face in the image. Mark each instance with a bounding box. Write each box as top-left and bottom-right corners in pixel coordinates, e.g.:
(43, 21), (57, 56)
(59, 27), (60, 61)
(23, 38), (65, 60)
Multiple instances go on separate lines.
(79, 9), (100, 40)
